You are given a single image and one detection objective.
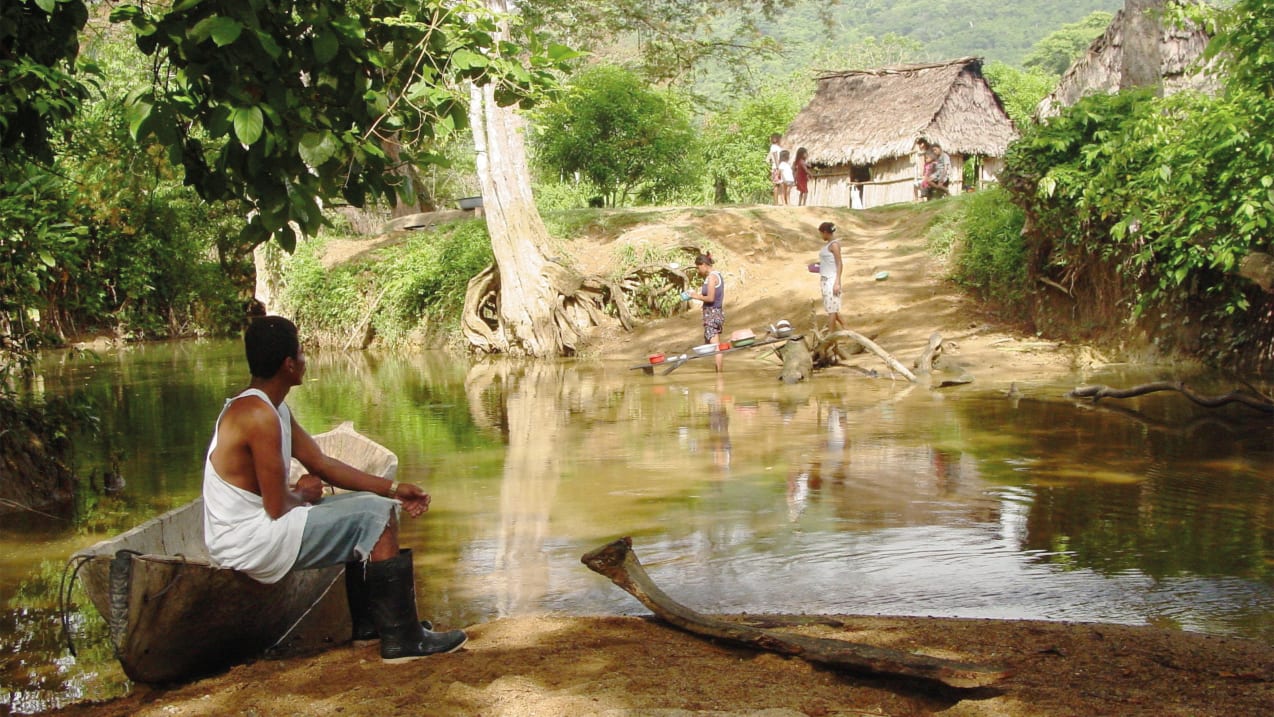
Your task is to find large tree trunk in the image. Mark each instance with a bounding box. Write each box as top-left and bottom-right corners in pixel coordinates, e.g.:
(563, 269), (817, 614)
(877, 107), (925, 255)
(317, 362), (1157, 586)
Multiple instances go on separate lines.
(1121, 0), (1164, 93)
(467, 77), (560, 357)
(462, 0), (646, 358)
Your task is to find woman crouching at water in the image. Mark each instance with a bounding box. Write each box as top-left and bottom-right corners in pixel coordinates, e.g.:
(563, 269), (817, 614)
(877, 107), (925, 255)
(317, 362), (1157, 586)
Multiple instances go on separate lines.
(684, 253), (725, 372)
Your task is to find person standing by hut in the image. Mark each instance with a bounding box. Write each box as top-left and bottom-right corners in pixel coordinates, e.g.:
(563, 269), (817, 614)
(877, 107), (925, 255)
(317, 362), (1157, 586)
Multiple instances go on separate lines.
(816, 222), (844, 331)
(912, 139), (930, 202)
(680, 254), (726, 372)
(767, 134), (785, 205)
(794, 147), (810, 206)
(778, 150), (795, 206)
(923, 142), (952, 199)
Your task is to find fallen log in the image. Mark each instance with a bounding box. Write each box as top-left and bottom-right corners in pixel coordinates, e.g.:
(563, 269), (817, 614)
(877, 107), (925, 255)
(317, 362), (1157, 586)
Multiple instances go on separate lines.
(1067, 382), (1274, 414)
(581, 537), (1009, 689)
(818, 330), (917, 382)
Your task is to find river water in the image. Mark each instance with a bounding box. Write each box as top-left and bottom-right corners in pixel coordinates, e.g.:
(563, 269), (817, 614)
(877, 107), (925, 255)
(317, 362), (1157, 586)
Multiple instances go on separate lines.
(2, 340), (1272, 713)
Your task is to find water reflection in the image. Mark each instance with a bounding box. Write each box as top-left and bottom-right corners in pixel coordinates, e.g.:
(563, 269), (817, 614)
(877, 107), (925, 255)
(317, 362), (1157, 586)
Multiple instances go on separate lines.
(2, 344), (1272, 713)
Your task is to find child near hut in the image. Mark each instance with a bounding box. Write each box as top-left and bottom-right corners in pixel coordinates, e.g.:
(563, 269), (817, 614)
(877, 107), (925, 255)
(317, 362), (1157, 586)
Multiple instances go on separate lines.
(794, 147), (810, 206)
(767, 134), (785, 205)
(778, 150), (795, 205)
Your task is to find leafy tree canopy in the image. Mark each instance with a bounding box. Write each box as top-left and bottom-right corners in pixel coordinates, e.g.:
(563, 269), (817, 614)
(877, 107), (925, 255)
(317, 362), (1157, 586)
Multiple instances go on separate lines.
(0, 0), (94, 161)
(1022, 11), (1113, 75)
(530, 64), (698, 206)
(982, 61), (1058, 126)
(108, 0), (570, 251)
(699, 84), (804, 203)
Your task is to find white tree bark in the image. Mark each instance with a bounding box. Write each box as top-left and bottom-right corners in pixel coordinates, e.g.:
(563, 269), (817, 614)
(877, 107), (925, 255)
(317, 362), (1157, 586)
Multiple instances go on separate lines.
(463, 0), (564, 357)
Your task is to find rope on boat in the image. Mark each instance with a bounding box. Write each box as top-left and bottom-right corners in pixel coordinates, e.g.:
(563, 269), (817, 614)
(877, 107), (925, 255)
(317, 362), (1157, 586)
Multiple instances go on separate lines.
(58, 549), (142, 658)
(59, 554), (94, 657)
(267, 566), (345, 652)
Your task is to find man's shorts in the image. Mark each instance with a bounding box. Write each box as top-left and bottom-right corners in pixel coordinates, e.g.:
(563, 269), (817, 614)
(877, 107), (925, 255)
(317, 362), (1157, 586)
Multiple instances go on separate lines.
(294, 492), (398, 569)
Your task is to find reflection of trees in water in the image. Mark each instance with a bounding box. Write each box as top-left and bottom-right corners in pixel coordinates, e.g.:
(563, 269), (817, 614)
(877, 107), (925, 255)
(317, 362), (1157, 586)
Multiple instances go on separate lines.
(951, 396), (1274, 581)
(0, 560), (125, 712)
(463, 362), (576, 616)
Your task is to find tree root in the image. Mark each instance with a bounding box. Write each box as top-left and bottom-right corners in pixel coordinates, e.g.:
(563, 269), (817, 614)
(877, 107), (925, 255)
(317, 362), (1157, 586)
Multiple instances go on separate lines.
(1067, 382), (1274, 413)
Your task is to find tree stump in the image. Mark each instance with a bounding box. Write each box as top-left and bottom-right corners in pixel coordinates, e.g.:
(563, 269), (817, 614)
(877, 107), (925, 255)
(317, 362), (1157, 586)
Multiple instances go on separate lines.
(777, 338), (813, 384)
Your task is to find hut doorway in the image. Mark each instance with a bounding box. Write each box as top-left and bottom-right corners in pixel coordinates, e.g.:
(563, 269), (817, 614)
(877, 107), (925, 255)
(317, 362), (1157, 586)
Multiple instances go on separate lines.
(850, 165), (871, 209)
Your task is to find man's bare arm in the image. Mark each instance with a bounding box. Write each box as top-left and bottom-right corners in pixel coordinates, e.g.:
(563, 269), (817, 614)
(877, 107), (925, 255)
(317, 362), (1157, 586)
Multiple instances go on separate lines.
(291, 417), (432, 517)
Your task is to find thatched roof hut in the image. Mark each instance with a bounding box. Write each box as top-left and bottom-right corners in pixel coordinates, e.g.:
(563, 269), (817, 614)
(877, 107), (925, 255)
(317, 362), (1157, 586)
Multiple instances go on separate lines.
(1034, 3), (1216, 119)
(783, 57), (1018, 208)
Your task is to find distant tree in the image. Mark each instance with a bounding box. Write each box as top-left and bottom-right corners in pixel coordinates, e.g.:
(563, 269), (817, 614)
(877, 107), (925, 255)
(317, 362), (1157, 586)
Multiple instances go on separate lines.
(1022, 11), (1114, 76)
(700, 86), (803, 203)
(531, 65), (698, 207)
(982, 61), (1059, 127)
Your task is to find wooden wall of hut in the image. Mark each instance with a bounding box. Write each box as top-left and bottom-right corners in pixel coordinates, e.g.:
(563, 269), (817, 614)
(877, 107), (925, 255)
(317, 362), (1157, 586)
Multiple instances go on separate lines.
(807, 156), (966, 208)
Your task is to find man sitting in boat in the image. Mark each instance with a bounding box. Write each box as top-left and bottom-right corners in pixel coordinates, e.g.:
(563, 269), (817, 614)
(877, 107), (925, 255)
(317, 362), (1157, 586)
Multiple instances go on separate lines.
(202, 315), (466, 663)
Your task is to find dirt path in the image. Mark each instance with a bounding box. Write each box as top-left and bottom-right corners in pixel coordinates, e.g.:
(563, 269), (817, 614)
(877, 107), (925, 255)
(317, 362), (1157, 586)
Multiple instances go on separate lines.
(576, 204), (1098, 384)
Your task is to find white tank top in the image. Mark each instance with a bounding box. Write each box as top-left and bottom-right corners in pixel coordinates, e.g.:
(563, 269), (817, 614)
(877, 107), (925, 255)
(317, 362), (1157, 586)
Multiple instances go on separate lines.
(202, 388), (309, 583)
(819, 240), (840, 280)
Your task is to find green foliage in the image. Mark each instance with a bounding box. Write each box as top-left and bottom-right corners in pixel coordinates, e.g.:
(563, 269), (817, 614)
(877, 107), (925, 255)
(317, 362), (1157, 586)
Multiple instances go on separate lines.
(609, 242), (705, 319)
(699, 86), (804, 204)
(278, 219), (493, 347)
(844, 0), (1123, 66)
(1001, 14), (1274, 364)
(531, 65), (700, 207)
(532, 178), (602, 211)
(373, 221), (494, 345)
(0, 0), (94, 161)
(982, 61), (1059, 127)
(110, 0), (569, 250)
(1022, 11), (1113, 76)
(1202, 0), (1274, 98)
(1, 28), (249, 348)
(0, 165), (84, 360)
(940, 189), (1030, 312)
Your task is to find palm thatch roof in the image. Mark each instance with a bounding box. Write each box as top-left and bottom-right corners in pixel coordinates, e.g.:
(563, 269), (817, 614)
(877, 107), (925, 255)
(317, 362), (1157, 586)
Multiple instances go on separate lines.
(784, 57), (1018, 168)
(1034, 3), (1217, 120)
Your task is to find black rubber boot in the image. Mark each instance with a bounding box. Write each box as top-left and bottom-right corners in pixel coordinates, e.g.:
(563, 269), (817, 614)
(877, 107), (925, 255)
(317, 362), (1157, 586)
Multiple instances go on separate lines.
(345, 561), (430, 647)
(365, 549), (467, 663)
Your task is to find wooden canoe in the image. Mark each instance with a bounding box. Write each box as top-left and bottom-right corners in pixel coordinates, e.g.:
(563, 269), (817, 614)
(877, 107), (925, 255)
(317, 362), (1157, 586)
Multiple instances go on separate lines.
(71, 422), (397, 683)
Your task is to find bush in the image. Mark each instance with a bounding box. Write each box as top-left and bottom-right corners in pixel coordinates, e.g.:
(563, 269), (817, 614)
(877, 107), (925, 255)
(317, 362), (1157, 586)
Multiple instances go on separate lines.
(944, 189), (1030, 313)
(278, 219), (494, 348)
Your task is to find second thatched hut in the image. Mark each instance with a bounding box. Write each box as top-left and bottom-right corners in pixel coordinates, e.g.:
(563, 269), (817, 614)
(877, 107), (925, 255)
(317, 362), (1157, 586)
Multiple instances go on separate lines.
(783, 57), (1018, 209)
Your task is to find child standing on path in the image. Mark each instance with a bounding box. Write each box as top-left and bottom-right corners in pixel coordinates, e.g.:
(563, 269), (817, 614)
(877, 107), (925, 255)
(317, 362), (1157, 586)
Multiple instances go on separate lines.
(778, 150), (795, 206)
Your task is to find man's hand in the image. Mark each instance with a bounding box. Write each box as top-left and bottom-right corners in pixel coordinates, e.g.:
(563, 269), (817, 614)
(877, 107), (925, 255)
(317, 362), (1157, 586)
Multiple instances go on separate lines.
(293, 474), (325, 504)
(394, 482), (432, 518)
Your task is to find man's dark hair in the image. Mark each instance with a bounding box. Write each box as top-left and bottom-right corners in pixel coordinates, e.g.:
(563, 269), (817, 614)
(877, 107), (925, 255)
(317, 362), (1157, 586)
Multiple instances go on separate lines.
(245, 316), (300, 379)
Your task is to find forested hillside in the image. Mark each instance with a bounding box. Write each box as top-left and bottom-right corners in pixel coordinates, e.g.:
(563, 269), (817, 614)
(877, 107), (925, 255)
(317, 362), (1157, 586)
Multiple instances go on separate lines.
(845, 0), (1124, 64)
(692, 0), (1122, 100)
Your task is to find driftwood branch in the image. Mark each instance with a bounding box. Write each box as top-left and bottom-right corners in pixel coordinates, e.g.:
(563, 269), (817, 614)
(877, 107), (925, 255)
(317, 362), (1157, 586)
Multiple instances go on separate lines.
(1067, 382), (1274, 414)
(820, 330), (917, 382)
(581, 537), (1008, 689)
(913, 332), (943, 375)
